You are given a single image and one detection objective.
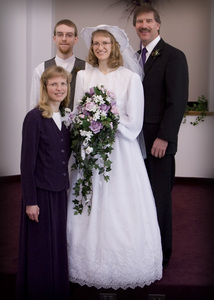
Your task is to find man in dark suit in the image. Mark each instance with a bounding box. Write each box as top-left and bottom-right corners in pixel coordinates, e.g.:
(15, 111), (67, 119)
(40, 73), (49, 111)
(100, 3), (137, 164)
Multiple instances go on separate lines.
(133, 3), (189, 267)
(30, 19), (85, 110)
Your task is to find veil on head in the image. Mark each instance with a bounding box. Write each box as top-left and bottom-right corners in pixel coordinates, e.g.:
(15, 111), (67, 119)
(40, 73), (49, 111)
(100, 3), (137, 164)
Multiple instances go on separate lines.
(81, 24), (144, 80)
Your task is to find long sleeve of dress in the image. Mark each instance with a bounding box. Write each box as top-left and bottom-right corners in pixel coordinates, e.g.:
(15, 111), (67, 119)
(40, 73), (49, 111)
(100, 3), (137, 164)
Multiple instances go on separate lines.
(21, 110), (40, 206)
(117, 72), (144, 142)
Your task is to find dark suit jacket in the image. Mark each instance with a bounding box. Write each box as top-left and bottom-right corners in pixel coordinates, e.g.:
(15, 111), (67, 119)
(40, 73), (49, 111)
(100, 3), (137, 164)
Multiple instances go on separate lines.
(45, 57), (85, 110)
(140, 38), (189, 155)
(20, 108), (71, 206)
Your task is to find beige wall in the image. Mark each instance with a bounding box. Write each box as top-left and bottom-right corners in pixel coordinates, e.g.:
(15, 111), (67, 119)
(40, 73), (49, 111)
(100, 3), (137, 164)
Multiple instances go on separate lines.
(53, 0), (214, 179)
(54, 0), (211, 103)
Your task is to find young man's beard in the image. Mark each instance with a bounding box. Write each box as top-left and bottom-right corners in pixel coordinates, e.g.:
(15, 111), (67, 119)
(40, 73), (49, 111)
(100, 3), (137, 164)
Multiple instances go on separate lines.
(59, 45), (72, 55)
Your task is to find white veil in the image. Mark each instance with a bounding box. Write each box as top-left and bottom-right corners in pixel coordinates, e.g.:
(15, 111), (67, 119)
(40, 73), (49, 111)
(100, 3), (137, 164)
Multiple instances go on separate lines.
(122, 44), (144, 80)
(81, 24), (144, 80)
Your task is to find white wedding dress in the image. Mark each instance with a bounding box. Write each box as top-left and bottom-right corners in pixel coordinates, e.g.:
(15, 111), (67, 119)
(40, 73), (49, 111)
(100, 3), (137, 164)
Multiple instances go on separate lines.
(67, 66), (163, 290)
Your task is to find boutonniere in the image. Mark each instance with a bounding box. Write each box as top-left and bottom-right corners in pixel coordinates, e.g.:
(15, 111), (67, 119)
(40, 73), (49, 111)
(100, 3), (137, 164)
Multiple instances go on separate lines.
(60, 108), (73, 128)
(151, 49), (161, 59)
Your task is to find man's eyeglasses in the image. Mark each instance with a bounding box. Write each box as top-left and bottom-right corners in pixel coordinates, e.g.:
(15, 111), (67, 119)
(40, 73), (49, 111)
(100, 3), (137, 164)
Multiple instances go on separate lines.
(92, 41), (111, 47)
(55, 32), (74, 38)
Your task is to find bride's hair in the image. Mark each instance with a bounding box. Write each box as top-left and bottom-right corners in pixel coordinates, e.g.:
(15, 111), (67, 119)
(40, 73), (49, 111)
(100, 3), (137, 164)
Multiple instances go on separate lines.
(87, 30), (123, 68)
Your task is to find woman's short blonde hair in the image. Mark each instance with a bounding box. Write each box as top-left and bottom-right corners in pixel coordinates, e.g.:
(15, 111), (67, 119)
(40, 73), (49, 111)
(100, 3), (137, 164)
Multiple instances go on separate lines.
(38, 66), (71, 118)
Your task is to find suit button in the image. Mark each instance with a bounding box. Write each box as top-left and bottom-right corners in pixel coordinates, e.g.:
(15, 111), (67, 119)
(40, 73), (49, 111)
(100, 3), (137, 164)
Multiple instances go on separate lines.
(61, 149), (65, 153)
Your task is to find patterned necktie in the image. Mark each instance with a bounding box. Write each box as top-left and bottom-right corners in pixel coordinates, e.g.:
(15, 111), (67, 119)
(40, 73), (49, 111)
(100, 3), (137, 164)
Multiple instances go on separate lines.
(141, 47), (148, 66)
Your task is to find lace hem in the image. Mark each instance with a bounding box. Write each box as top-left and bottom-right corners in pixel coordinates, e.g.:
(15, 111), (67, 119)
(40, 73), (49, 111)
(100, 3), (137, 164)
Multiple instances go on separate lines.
(69, 275), (162, 290)
(68, 245), (163, 290)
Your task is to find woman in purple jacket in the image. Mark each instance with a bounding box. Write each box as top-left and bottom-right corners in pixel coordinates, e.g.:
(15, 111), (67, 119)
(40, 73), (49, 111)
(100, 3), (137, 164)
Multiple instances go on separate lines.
(16, 66), (72, 299)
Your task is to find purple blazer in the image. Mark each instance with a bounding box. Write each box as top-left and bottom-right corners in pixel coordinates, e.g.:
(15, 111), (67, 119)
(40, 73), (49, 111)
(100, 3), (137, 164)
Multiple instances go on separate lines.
(20, 108), (71, 206)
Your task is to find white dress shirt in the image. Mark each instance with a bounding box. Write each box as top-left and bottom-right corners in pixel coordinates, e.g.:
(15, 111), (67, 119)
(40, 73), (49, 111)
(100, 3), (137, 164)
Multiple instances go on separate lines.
(29, 55), (75, 110)
(142, 35), (161, 63)
(52, 112), (62, 130)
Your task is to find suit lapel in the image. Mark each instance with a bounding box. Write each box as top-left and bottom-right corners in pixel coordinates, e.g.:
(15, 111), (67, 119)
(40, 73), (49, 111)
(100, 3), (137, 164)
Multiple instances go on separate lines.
(144, 39), (165, 74)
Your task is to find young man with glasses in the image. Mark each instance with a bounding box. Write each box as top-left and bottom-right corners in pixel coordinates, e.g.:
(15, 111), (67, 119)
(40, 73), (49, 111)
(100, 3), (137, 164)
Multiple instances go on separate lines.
(30, 19), (85, 110)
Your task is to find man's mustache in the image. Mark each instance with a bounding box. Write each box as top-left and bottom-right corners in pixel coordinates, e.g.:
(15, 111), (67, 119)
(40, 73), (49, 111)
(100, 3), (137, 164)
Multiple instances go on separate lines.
(139, 28), (151, 33)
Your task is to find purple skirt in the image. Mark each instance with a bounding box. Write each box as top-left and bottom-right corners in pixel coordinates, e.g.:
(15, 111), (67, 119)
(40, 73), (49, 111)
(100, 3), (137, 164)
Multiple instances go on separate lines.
(16, 188), (70, 300)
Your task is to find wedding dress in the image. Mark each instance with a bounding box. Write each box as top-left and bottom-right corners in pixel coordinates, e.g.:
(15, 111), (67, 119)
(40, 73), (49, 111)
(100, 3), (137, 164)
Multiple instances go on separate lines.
(67, 66), (162, 290)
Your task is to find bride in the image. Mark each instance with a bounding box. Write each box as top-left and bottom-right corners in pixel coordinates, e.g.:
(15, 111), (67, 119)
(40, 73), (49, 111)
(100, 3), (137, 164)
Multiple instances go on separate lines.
(66, 24), (162, 290)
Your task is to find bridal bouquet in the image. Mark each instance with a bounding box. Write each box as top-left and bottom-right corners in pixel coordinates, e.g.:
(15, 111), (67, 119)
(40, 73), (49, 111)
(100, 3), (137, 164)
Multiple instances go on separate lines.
(70, 84), (120, 215)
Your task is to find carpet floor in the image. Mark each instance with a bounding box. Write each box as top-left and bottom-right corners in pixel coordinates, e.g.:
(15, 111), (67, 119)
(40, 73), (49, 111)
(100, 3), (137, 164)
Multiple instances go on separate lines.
(0, 176), (214, 300)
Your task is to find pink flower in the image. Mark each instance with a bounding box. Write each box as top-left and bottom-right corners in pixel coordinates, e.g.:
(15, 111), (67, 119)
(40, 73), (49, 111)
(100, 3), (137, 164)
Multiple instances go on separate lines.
(89, 87), (95, 95)
(107, 90), (116, 99)
(111, 103), (119, 115)
(79, 113), (85, 119)
(82, 109), (90, 116)
(89, 121), (103, 134)
(100, 104), (110, 112)
(86, 102), (96, 111)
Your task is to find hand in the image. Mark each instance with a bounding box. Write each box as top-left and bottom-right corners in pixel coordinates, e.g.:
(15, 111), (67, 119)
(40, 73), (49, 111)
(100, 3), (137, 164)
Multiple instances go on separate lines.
(151, 138), (168, 158)
(26, 205), (40, 222)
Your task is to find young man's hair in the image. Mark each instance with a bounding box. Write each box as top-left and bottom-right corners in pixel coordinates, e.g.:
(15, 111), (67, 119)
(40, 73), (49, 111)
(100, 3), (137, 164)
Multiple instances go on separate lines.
(54, 19), (78, 37)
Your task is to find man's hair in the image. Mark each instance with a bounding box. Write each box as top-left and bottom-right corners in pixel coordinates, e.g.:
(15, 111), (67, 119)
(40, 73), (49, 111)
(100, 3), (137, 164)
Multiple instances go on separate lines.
(54, 19), (78, 37)
(132, 3), (161, 27)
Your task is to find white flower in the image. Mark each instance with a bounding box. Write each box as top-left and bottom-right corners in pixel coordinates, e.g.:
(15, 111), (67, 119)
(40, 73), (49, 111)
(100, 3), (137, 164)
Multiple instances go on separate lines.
(65, 108), (71, 113)
(86, 97), (92, 103)
(86, 131), (93, 139)
(83, 139), (89, 147)
(93, 110), (101, 121)
(76, 117), (83, 125)
(61, 108), (73, 128)
(101, 111), (107, 118)
(93, 96), (99, 104)
(80, 130), (88, 137)
(106, 95), (113, 103)
(97, 83), (104, 90)
(93, 95), (104, 105)
(81, 146), (85, 160)
(98, 95), (105, 102)
(86, 146), (93, 154)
